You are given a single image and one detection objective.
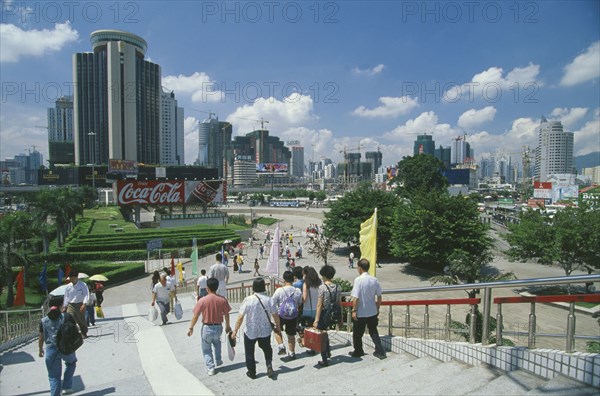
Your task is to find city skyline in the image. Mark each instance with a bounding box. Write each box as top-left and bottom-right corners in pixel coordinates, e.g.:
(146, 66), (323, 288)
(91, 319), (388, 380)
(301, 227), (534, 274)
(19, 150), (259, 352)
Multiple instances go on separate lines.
(1, 1), (598, 168)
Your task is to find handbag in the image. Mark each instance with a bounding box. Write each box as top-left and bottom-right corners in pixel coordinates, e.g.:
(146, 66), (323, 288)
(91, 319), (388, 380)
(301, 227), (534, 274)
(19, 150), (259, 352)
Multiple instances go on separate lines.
(95, 306), (105, 318)
(255, 294), (275, 330)
(303, 327), (328, 352)
(174, 298), (183, 320)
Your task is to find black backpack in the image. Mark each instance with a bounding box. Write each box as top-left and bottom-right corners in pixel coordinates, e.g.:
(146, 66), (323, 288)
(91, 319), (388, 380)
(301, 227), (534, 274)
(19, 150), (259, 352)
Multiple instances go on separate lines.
(57, 313), (84, 355)
(325, 284), (342, 327)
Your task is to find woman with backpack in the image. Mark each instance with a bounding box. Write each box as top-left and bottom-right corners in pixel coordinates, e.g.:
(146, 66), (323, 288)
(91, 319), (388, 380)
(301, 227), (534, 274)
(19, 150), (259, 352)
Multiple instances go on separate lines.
(38, 296), (78, 396)
(313, 265), (342, 367)
(298, 266), (320, 350)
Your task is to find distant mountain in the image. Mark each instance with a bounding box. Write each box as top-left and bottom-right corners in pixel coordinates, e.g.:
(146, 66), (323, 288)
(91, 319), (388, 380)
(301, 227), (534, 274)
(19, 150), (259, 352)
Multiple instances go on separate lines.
(575, 152), (600, 172)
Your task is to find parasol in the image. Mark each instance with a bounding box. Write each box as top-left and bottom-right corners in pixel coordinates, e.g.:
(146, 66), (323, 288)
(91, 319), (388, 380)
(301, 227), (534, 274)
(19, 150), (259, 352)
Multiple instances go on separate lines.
(78, 272), (89, 279)
(89, 274), (109, 282)
(222, 239), (233, 244)
(49, 284), (70, 296)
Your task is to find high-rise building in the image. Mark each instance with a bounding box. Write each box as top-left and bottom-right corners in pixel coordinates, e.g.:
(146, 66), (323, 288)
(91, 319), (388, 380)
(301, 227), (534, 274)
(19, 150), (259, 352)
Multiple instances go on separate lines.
(365, 151), (383, 180)
(534, 118), (574, 182)
(434, 145), (451, 168)
(73, 30), (161, 166)
(290, 145), (304, 177)
(160, 88), (184, 165)
(48, 96), (75, 165)
(451, 136), (473, 165)
(413, 134), (435, 156)
(197, 117), (232, 178)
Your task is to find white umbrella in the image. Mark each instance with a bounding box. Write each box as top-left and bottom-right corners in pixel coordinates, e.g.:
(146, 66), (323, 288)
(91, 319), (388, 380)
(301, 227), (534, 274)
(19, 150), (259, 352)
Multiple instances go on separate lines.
(49, 283), (70, 296)
(89, 274), (108, 282)
(222, 239), (233, 244)
(78, 272), (89, 279)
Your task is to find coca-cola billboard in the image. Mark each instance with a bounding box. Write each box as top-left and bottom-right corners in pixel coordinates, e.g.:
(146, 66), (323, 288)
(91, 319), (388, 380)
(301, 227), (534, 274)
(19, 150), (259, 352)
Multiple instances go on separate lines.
(117, 181), (185, 205)
(185, 180), (226, 205)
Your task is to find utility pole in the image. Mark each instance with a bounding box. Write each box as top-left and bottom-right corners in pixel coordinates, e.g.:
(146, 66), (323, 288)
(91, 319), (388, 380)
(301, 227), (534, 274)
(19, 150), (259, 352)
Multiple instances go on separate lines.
(88, 132), (96, 190)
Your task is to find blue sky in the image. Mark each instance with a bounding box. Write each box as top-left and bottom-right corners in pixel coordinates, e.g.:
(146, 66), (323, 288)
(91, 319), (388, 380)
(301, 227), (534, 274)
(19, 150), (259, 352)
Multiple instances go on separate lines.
(1, 0), (599, 168)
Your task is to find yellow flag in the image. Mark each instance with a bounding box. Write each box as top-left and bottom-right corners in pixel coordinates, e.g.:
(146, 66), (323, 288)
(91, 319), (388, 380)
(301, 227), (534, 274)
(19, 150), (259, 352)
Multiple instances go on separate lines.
(359, 208), (377, 276)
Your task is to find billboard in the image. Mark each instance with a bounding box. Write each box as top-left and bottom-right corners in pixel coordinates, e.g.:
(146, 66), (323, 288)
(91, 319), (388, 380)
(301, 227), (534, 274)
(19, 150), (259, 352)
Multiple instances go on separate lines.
(109, 159), (138, 175)
(117, 180), (226, 206)
(533, 188), (553, 199)
(553, 186), (578, 202)
(256, 163), (288, 173)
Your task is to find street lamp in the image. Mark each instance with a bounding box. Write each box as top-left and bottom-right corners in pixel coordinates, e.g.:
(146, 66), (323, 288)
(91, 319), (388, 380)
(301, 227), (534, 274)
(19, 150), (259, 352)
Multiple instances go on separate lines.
(88, 132), (96, 189)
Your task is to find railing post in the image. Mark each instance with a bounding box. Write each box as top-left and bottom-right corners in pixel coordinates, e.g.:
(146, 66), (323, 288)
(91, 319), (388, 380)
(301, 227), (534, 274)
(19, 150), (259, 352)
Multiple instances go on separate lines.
(388, 305), (393, 336)
(241, 283), (245, 300)
(404, 306), (410, 338)
(528, 302), (536, 349)
(496, 303), (503, 346)
(566, 302), (576, 353)
(423, 305), (429, 340)
(481, 288), (492, 345)
(445, 304), (451, 342)
(469, 304), (477, 344)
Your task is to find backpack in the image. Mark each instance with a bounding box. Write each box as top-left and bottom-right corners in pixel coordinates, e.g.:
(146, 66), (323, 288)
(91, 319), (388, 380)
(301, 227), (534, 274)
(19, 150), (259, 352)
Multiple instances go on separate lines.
(278, 288), (299, 320)
(325, 284), (342, 327)
(56, 313), (84, 355)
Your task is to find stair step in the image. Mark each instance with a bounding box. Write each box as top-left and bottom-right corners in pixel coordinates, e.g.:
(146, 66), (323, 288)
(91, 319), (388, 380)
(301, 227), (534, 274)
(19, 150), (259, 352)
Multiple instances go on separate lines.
(421, 365), (500, 395)
(527, 374), (600, 395)
(369, 356), (447, 394)
(468, 369), (548, 395)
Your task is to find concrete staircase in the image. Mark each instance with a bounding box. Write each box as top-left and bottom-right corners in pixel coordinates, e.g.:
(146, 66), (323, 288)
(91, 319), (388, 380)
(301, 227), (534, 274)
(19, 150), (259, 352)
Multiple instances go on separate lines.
(1, 298), (598, 396)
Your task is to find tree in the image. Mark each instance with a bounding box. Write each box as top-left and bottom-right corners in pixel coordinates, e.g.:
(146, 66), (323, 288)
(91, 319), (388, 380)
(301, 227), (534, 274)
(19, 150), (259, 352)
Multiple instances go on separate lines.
(389, 193), (493, 272)
(505, 205), (600, 281)
(390, 155), (448, 198)
(307, 234), (334, 267)
(322, 182), (398, 255)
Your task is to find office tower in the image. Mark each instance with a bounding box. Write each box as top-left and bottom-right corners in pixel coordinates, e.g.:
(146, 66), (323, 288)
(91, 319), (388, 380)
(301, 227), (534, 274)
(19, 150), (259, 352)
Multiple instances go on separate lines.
(534, 118), (574, 182)
(73, 30), (161, 166)
(48, 96), (75, 165)
(365, 151), (383, 180)
(413, 134), (435, 156)
(160, 88), (184, 165)
(197, 117), (232, 178)
(290, 145), (304, 177)
(434, 145), (451, 168)
(451, 136), (470, 165)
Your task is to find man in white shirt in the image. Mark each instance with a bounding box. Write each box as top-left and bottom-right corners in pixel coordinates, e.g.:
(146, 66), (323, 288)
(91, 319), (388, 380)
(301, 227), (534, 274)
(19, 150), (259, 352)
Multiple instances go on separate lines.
(196, 269), (208, 300)
(271, 271), (302, 359)
(151, 273), (173, 325)
(62, 269), (90, 337)
(208, 253), (229, 297)
(232, 278), (281, 379)
(165, 269), (177, 312)
(349, 259), (386, 359)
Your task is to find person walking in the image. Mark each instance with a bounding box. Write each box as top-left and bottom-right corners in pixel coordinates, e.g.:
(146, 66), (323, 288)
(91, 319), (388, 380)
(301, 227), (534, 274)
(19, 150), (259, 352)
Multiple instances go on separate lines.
(85, 284), (97, 327)
(349, 259), (387, 359)
(62, 269), (89, 338)
(208, 253), (229, 297)
(187, 278), (232, 376)
(299, 266), (320, 352)
(348, 252), (355, 268)
(151, 273), (174, 326)
(253, 259), (260, 276)
(232, 278), (281, 380)
(237, 254), (244, 274)
(196, 269), (208, 300)
(259, 244), (264, 259)
(165, 269), (177, 313)
(272, 271), (302, 359)
(94, 281), (104, 307)
(39, 296), (78, 396)
(314, 265), (341, 367)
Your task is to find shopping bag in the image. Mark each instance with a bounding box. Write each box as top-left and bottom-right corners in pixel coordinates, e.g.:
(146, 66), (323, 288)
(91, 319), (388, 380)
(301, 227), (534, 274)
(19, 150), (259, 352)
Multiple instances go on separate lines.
(149, 305), (158, 322)
(174, 299), (183, 320)
(227, 331), (236, 361)
(95, 306), (105, 318)
(303, 327), (328, 352)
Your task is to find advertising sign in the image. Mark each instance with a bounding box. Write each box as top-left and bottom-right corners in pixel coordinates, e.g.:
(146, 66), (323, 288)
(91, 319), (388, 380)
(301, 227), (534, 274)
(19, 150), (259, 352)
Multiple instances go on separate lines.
(117, 180), (185, 205)
(533, 181), (552, 189)
(185, 180), (226, 205)
(553, 186), (578, 203)
(533, 188), (553, 199)
(256, 163), (288, 173)
(109, 159), (138, 175)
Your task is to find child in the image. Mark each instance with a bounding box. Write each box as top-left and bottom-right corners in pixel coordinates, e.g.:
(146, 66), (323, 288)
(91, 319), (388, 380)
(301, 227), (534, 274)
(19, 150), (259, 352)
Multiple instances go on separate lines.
(85, 284), (97, 327)
(254, 258), (260, 276)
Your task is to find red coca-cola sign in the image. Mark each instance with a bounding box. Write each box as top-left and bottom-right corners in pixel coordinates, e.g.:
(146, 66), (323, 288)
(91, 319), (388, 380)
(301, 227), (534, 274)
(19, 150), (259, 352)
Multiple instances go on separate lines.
(117, 181), (184, 205)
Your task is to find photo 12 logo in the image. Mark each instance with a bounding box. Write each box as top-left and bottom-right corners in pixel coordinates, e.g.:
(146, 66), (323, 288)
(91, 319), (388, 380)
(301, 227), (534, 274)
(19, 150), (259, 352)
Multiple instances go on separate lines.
(400, 1), (540, 24)
(1, 1), (140, 24)
(200, 1), (340, 24)
(201, 81), (340, 104)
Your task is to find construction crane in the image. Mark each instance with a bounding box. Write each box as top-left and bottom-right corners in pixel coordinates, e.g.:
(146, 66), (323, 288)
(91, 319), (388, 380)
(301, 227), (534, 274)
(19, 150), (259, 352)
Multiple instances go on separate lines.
(237, 116), (270, 131)
(338, 144), (364, 161)
(189, 109), (216, 120)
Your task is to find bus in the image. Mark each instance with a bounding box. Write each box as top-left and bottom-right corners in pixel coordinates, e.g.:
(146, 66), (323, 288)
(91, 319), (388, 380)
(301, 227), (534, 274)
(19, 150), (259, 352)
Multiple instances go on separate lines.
(269, 198), (305, 207)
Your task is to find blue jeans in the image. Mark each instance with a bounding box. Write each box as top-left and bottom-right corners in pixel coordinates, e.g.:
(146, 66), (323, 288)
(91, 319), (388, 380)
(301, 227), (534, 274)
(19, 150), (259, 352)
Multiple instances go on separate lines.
(85, 305), (95, 326)
(157, 301), (170, 324)
(45, 346), (77, 396)
(201, 324), (223, 371)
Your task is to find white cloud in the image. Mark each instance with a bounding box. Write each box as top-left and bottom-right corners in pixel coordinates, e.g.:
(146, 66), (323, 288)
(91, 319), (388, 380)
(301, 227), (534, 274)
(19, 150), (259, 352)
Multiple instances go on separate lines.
(226, 93), (317, 135)
(457, 106), (497, 130)
(352, 64), (385, 76)
(560, 42), (600, 87)
(444, 63), (542, 102)
(573, 110), (600, 156)
(549, 107), (588, 130)
(162, 72), (224, 103)
(0, 22), (79, 63)
(0, 106), (48, 161)
(384, 111), (457, 141)
(183, 116), (199, 164)
(352, 96), (419, 118)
